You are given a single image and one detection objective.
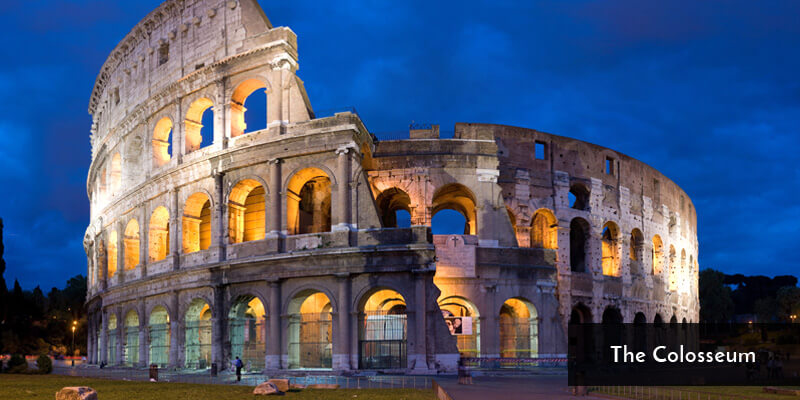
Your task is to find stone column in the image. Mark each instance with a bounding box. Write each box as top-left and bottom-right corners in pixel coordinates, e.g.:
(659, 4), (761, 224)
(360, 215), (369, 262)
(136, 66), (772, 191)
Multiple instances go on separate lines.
(174, 99), (184, 163)
(86, 317), (94, 364)
(410, 272), (429, 371)
(170, 291), (181, 368)
(333, 146), (352, 231)
(117, 222), (126, 285)
(170, 189), (181, 270)
(481, 285), (500, 358)
(266, 159), (282, 236)
(139, 301), (148, 367)
(333, 273), (351, 370)
(265, 279), (281, 369)
(99, 312), (108, 364)
(211, 285), (225, 368)
(115, 319), (124, 366)
(213, 172), (227, 262)
(214, 78), (228, 150)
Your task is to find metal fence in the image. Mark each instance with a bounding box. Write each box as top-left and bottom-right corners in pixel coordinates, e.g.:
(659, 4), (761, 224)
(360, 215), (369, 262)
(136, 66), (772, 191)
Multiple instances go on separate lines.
(590, 386), (762, 400)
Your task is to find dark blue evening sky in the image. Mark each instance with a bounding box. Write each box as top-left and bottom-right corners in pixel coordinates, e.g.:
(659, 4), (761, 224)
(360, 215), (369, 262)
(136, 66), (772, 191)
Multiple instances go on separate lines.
(0, 1), (797, 290)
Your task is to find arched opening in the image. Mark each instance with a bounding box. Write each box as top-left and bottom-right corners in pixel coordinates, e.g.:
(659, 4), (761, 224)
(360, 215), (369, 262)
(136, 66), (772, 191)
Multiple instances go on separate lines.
(148, 306), (170, 368)
(185, 299), (212, 369)
(228, 295), (266, 371)
(123, 310), (139, 366)
(431, 184), (477, 235)
(149, 207), (170, 262)
(359, 289), (408, 369)
(499, 298), (538, 358)
(228, 179), (265, 243)
(108, 231), (118, 278)
(601, 222), (620, 276)
(652, 235), (663, 275)
(110, 153), (121, 196)
(287, 291), (332, 369)
(184, 97), (214, 154)
(654, 314), (663, 325)
(569, 183), (590, 210)
(439, 296), (480, 357)
(183, 193), (212, 253)
(569, 218), (590, 272)
(531, 209), (557, 249)
(107, 314), (118, 364)
(153, 117), (173, 166)
(602, 306), (623, 324)
(376, 188), (412, 228)
(287, 168), (331, 235)
(123, 219), (140, 270)
(231, 79), (268, 137)
(634, 312), (646, 324)
(629, 228), (644, 274)
(668, 245), (677, 291)
(570, 303), (592, 324)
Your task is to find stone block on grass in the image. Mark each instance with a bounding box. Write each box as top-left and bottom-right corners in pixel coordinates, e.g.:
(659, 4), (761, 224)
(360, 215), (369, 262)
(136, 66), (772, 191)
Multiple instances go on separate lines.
(55, 387), (98, 400)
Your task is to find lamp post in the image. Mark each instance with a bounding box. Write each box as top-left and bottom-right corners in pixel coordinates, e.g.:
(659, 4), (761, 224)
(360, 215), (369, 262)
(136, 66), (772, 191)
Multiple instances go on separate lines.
(71, 320), (77, 367)
(791, 315), (797, 324)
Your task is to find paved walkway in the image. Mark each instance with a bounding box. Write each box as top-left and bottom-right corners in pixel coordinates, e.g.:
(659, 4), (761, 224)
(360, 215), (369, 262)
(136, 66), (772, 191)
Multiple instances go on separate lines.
(435, 375), (605, 400)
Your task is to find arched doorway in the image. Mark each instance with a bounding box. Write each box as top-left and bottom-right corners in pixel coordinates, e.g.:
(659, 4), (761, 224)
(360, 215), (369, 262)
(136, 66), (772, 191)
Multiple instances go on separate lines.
(183, 192), (212, 253)
(287, 291), (332, 369)
(431, 184), (477, 235)
(230, 78), (268, 137)
(570, 303), (592, 324)
(287, 168), (332, 235)
(107, 314), (118, 364)
(123, 310), (139, 366)
(375, 188), (412, 228)
(499, 298), (538, 358)
(359, 289), (408, 369)
(184, 299), (212, 369)
(438, 296), (480, 357)
(148, 306), (170, 368)
(228, 179), (265, 243)
(228, 295), (266, 371)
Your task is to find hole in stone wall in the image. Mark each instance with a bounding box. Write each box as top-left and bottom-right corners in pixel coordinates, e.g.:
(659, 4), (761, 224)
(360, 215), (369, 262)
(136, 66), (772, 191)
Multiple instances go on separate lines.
(569, 183), (590, 210)
(534, 141), (546, 160)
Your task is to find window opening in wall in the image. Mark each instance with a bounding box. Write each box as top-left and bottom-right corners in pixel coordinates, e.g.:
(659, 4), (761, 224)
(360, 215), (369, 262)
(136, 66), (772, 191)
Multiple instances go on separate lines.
(153, 117), (173, 166)
(158, 43), (169, 66)
(569, 218), (589, 272)
(534, 141), (546, 160)
(605, 157), (614, 175)
(112, 88), (120, 105)
(432, 210), (468, 235)
(569, 183), (590, 210)
(200, 107), (214, 148)
(243, 88), (267, 134)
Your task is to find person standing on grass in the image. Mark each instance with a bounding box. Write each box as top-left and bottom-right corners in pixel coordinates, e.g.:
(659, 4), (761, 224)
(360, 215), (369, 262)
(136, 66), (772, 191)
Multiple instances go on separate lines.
(234, 356), (243, 381)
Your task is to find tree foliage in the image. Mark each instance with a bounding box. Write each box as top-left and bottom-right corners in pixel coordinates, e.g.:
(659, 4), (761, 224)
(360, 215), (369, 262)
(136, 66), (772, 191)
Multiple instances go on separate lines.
(699, 269), (734, 322)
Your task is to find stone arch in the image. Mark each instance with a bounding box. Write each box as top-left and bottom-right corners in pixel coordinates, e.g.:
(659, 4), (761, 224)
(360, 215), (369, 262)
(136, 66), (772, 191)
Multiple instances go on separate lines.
(183, 192), (213, 253)
(107, 230), (118, 278)
(230, 77), (270, 137)
(375, 187), (412, 228)
(286, 167), (332, 235)
(184, 298), (213, 369)
(228, 294), (266, 371)
(569, 182), (590, 210)
(601, 221), (621, 276)
(652, 235), (664, 275)
(569, 217), (590, 272)
(110, 152), (122, 196)
(431, 183), (477, 235)
(148, 305), (170, 368)
(149, 206), (170, 262)
(570, 303), (593, 324)
(531, 208), (557, 249)
(498, 297), (538, 358)
(123, 309), (140, 366)
(228, 179), (266, 243)
(286, 289), (334, 369)
(184, 97), (214, 154)
(357, 287), (408, 369)
(152, 116), (173, 166)
(106, 312), (119, 364)
(602, 306), (623, 324)
(123, 219), (140, 270)
(438, 295), (481, 357)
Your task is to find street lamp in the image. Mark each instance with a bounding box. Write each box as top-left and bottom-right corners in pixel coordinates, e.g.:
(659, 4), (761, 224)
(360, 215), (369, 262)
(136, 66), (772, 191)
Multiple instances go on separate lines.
(71, 320), (77, 367)
(791, 315), (797, 323)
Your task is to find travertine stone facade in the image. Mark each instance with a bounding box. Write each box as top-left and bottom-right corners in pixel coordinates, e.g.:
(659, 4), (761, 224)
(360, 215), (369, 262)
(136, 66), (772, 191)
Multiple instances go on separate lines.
(84, 0), (699, 373)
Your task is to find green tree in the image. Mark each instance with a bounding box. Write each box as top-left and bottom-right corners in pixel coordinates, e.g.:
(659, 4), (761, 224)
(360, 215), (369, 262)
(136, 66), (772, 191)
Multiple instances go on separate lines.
(754, 297), (778, 322)
(699, 268), (734, 323)
(776, 286), (800, 322)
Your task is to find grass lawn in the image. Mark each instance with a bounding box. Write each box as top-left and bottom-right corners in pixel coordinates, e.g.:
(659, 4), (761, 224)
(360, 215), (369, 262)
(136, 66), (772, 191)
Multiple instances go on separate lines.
(0, 374), (436, 400)
(592, 385), (800, 400)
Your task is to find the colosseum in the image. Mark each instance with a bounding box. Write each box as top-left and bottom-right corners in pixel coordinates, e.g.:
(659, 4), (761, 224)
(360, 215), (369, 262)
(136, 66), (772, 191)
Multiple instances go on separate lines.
(83, 0), (699, 374)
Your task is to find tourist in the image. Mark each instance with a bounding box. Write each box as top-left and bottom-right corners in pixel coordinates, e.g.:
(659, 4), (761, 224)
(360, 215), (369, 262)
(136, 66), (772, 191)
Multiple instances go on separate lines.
(234, 356), (243, 382)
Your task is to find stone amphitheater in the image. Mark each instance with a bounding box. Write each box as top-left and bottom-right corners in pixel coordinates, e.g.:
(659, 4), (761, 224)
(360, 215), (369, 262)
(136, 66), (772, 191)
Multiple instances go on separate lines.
(83, 0), (699, 373)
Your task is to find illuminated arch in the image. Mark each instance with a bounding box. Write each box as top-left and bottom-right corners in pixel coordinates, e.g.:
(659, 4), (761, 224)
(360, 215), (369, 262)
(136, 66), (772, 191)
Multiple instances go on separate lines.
(184, 97), (214, 154)
(652, 235), (664, 275)
(438, 295), (481, 357)
(228, 179), (266, 243)
(152, 117), (173, 166)
(148, 306), (170, 368)
(287, 290), (332, 369)
(184, 298), (212, 369)
(228, 295), (266, 371)
(431, 183), (476, 235)
(601, 221), (621, 276)
(531, 208), (557, 249)
(183, 192), (212, 252)
(499, 297), (538, 358)
(286, 168), (331, 235)
(376, 188), (412, 228)
(358, 288), (408, 369)
(107, 230), (118, 278)
(123, 310), (139, 366)
(230, 78), (268, 137)
(107, 313), (118, 364)
(149, 206), (170, 262)
(123, 219), (140, 270)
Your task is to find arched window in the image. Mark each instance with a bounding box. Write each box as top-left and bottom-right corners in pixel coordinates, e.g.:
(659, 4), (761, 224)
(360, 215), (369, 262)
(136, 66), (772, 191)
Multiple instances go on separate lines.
(359, 289), (408, 369)
(228, 180), (266, 243)
(287, 168), (331, 235)
(123, 310), (139, 366)
(148, 306), (170, 368)
(152, 117), (173, 166)
(629, 228), (644, 275)
(439, 296), (481, 357)
(107, 231), (118, 278)
(123, 219), (140, 270)
(287, 291), (332, 369)
(231, 79), (268, 137)
(183, 193), (212, 252)
(652, 235), (664, 275)
(149, 207), (170, 262)
(601, 222), (620, 276)
(376, 188), (412, 228)
(229, 295), (266, 371)
(531, 209), (557, 249)
(431, 184), (476, 235)
(110, 153), (122, 196)
(569, 183), (590, 210)
(499, 298), (538, 358)
(570, 303), (592, 324)
(107, 314), (118, 364)
(184, 98), (214, 154)
(185, 299), (212, 369)
(570, 218), (590, 272)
